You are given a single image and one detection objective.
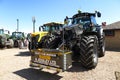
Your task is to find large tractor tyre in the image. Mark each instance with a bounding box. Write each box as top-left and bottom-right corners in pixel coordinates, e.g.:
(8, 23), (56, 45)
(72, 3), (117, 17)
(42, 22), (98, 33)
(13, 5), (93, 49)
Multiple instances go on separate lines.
(28, 42), (31, 51)
(14, 40), (19, 47)
(38, 36), (48, 48)
(79, 35), (98, 69)
(19, 40), (24, 49)
(0, 39), (5, 48)
(42, 34), (61, 49)
(98, 35), (105, 57)
(7, 39), (14, 48)
(0, 45), (5, 48)
(43, 37), (60, 49)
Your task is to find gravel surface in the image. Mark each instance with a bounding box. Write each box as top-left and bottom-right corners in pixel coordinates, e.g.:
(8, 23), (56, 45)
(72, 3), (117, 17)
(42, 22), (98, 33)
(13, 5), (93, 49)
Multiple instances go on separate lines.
(0, 48), (120, 80)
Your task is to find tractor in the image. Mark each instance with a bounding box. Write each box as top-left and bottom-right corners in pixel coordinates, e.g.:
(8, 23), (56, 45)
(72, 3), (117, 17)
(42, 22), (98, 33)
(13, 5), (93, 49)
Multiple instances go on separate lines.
(29, 22), (63, 51)
(10, 32), (25, 48)
(0, 29), (14, 48)
(30, 11), (105, 72)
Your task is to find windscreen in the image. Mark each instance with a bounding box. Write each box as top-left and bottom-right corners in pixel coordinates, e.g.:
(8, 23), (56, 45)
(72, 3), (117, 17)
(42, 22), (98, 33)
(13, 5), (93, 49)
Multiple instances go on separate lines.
(12, 32), (23, 37)
(42, 25), (63, 32)
(71, 17), (91, 25)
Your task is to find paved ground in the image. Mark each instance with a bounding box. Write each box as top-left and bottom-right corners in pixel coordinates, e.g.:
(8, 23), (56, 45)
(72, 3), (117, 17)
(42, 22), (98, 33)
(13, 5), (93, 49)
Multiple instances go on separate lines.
(0, 48), (120, 80)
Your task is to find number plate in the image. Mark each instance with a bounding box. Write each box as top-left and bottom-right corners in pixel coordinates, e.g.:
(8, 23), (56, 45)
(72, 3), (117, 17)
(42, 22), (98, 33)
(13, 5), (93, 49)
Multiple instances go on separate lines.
(39, 55), (51, 60)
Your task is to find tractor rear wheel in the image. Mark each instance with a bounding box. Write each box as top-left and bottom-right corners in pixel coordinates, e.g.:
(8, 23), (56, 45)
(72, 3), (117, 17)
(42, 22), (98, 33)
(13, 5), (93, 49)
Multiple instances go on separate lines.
(19, 40), (24, 49)
(14, 40), (19, 47)
(79, 35), (98, 69)
(28, 42), (31, 50)
(99, 34), (105, 57)
(7, 39), (14, 48)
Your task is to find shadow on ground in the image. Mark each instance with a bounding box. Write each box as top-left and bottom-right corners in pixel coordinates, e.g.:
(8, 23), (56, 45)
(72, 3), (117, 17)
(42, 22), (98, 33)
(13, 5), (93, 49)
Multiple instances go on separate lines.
(0, 48), (5, 50)
(67, 62), (89, 72)
(15, 51), (31, 56)
(106, 49), (120, 52)
(13, 68), (62, 80)
(115, 71), (120, 80)
(13, 62), (89, 80)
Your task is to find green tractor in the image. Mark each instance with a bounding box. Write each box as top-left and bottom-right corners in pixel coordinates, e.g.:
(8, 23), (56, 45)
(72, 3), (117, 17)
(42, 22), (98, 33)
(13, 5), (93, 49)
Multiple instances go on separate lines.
(0, 29), (14, 48)
(10, 32), (25, 48)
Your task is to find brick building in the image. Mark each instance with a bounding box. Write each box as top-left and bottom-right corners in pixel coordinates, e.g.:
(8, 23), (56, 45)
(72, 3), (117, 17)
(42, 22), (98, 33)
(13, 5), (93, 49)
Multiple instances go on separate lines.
(103, 21), (120, 50)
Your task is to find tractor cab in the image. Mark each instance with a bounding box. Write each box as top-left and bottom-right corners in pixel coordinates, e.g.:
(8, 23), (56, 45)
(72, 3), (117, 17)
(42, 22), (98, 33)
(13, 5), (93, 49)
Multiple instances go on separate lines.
(40, 22), (63, 33)
(11, 32), (25, 39)
(10, 32), (25, 47)
(64, 11), (102, 34)
(0, 29), (10, 39)
(64, 11), (101, 30)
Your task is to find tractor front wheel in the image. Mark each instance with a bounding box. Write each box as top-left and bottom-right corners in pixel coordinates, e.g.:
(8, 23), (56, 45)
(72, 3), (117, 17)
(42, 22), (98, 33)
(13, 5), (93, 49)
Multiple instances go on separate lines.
(79, 35), (98, 69)
(14, 40), (19, 47)
(7, 39), (14, 48)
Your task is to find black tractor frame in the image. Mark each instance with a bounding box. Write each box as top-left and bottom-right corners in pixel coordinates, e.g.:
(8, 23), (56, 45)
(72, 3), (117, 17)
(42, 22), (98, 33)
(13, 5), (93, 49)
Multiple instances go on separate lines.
(30, 11), (105, 71)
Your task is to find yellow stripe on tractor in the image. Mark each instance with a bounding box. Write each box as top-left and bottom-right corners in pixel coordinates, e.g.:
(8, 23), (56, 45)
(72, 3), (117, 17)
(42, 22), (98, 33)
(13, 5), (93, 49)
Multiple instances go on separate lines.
(31, 31), (48, 42)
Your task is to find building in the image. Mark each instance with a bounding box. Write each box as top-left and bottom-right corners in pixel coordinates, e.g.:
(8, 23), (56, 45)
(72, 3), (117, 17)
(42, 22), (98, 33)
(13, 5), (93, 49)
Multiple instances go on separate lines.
(103, 21), (120, 50)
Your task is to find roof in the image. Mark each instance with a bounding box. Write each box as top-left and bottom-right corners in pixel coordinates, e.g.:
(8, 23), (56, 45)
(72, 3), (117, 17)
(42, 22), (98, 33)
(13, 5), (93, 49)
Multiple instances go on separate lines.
(103, 21), (120, 30)
(72, 11), (101, 19)
(73, 12), (96, 18)
(43, 22), (63, 26)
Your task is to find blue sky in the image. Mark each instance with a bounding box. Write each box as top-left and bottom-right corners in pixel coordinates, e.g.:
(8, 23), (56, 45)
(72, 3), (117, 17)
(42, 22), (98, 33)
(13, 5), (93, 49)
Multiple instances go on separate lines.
(0, 0), (120, 33)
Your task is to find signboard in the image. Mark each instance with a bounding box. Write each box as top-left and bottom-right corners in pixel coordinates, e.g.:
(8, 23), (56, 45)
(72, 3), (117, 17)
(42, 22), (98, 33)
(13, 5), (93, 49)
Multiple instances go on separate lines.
(30, 49), (72, 71)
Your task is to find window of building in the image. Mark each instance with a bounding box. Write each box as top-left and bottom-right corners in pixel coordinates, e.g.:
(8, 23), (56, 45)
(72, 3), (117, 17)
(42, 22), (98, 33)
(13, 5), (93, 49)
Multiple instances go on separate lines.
(104, 30), (115, 36)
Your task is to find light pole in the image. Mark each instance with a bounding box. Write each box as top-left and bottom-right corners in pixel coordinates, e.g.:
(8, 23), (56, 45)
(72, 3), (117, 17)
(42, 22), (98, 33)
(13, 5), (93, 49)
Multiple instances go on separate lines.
(17, 19), (19, 32)
(32, 16), (36, 32)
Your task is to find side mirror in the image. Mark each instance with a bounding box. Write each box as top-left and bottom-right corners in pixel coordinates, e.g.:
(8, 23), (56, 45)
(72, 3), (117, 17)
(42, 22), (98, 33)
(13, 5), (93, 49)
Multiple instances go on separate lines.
(64, 16), (69, 25)
(97, 12), (101, 17)
(39, 26), (42, 31)
(102, 22), (106, 26)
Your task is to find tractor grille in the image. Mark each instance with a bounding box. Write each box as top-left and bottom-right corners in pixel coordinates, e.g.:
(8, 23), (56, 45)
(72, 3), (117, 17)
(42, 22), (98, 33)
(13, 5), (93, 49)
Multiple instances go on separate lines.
(31, 34), (39, 49)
